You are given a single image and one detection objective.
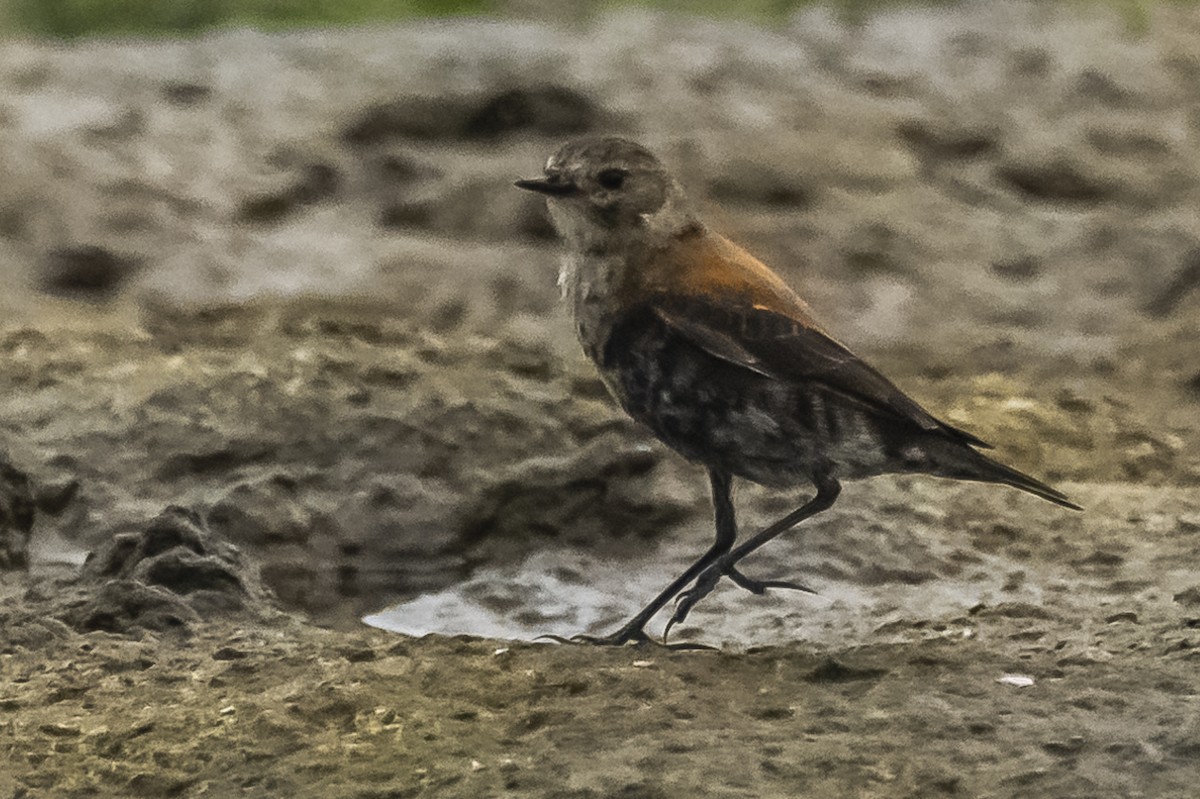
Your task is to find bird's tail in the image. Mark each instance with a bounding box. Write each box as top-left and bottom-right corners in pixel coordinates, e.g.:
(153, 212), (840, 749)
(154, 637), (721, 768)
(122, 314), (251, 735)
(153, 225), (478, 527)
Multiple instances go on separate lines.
(930, 441), (1082, 510)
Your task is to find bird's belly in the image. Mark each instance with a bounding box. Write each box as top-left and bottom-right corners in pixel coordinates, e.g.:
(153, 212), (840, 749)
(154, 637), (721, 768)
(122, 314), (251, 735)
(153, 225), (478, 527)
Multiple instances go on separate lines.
(613, 368), (894, 485)
(594, 311), (892, 486)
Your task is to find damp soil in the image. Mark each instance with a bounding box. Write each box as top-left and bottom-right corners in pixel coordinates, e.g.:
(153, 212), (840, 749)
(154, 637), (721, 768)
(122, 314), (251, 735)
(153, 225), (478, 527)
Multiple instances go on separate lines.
(2, 3), (1200, 797)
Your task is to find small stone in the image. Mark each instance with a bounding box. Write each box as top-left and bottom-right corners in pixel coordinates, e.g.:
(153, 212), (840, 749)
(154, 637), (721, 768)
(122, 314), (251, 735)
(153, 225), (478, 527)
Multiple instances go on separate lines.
(990, 256), (1042, 282)
(997, 674), (1035, 688)
(1104, 611), (1138, 624)
(341, 647), (376, 663)
(1042, 736), (1086, 756)
(750, 706), (795, 721)
(212, 646), (248, 661)
(39, 722), (82, 737)
(805, 658), (888, 683)
(996, 156), (1111, 202)
(1177, 515), (1200, 533)
(161, 81), (211, 105)
(1173, 586), (1200, 608)
(128, 772), (195, 797)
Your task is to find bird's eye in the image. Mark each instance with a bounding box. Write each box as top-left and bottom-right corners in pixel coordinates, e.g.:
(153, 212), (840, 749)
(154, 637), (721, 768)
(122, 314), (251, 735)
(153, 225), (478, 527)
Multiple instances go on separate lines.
(596, 169), (626, 190)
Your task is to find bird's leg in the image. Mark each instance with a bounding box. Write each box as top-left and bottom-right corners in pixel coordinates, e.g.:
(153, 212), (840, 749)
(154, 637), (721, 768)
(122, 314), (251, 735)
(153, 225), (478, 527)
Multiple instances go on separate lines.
(545, 468), (738, 647)
(664, 474), (841, 641)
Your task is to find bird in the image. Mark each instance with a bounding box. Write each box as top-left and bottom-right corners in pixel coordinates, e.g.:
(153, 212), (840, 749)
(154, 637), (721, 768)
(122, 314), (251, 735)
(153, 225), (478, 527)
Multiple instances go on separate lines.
(515, 136), (1080, 646)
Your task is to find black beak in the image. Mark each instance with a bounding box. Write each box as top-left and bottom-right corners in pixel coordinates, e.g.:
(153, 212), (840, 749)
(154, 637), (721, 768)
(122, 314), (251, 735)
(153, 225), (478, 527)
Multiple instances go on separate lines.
(514, 176), (578, 196)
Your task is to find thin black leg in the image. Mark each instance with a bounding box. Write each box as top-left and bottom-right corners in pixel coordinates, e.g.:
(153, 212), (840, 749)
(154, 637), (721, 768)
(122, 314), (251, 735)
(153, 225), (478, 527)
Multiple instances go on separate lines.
(550, 468), (738, 646)
(663, 474), (841, 641)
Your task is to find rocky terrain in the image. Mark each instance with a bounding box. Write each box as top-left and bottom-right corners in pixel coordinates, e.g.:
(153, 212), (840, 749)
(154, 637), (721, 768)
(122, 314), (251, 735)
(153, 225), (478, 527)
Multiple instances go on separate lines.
(1, 2), (1199, 796)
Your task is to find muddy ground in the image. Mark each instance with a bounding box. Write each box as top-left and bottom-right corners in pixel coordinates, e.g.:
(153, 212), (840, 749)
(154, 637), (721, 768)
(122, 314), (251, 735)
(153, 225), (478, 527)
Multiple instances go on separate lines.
(1, 1), (1200, 796)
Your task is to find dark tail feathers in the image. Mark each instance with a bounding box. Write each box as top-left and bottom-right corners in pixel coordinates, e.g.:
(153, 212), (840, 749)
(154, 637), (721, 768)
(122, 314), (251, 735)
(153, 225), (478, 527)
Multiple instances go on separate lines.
(937, 445), (1082, 511)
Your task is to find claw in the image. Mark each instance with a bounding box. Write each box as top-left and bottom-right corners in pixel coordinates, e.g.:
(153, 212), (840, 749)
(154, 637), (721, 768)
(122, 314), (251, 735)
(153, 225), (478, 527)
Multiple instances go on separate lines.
(726, 566), (816, 596)
(663, 566), (723, 642)
(661, 615), (680, 643)
(662, 602), (705, 644)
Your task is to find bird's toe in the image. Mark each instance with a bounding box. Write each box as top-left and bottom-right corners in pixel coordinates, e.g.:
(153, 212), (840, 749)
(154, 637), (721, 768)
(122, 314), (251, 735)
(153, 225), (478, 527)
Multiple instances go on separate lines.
(726, 566), (816, 596)
(664, 567), (723, 641)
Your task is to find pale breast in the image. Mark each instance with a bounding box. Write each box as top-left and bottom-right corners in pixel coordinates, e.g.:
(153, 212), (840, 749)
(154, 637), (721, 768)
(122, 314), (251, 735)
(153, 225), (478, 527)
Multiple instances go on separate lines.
(561, 251), (625, 365)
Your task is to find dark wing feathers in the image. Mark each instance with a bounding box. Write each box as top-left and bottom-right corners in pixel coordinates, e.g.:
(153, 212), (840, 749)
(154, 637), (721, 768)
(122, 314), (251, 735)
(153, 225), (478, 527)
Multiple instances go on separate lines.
(651, 298), (992, 450)
(651, 305), (775, 378)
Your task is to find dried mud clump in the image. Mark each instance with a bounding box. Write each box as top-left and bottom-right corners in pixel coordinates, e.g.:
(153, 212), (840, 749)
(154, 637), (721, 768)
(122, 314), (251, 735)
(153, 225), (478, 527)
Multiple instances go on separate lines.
(0, 453), (35, 570)
(463, 434), (691, 554)
(57, 505), (276, 636)
(341, 84), (605, 146)
(36, 245), (138, 300)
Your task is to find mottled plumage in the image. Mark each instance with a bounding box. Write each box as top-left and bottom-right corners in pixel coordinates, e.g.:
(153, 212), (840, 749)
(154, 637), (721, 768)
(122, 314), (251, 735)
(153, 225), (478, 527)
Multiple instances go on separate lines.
(517, 136), (1079, 646)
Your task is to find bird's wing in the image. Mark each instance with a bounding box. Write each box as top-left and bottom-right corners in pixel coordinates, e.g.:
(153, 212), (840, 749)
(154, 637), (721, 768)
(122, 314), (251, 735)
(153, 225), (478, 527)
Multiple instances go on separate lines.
(650, 296), (992, 449)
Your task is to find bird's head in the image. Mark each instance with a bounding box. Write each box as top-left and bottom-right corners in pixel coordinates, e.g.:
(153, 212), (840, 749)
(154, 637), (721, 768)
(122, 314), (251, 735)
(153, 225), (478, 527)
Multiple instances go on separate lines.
(516, 137), (693, 250)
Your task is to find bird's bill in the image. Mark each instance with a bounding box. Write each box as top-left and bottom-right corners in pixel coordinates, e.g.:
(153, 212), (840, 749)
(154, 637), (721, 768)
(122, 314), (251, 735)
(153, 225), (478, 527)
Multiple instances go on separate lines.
(514, 176), (579, 196)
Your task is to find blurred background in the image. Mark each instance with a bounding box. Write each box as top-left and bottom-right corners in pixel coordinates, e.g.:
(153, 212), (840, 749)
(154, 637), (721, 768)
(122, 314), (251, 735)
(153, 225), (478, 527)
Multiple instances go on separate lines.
(0, 0), (932, 37)
(0, 0), (1180, 37)
(0, 0), (1197, 637)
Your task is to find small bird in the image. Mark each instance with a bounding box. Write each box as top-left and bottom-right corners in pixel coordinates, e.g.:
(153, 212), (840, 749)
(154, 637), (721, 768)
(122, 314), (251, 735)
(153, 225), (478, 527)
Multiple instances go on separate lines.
(516, 136), (1080, 646)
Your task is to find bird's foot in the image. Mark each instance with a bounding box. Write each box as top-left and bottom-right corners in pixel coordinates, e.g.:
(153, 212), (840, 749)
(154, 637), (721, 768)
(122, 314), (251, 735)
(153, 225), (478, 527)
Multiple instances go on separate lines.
(537, 627), (714, 651)
(536, 628), (651, 647)
(662, 563), (817, 642)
